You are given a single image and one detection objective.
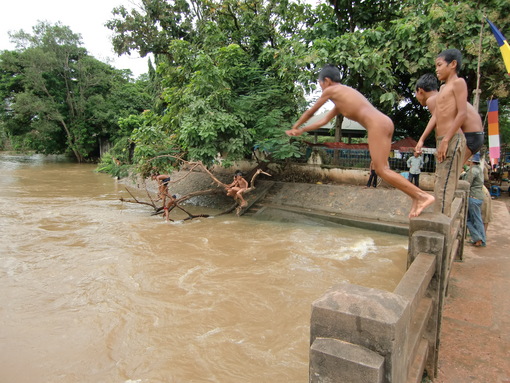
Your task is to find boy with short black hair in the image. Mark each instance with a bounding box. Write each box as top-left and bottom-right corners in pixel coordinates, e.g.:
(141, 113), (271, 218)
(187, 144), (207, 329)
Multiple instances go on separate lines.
(287, 64), (434, 218)
(413, 48), (472, 215)
(414, 73), (484, 163)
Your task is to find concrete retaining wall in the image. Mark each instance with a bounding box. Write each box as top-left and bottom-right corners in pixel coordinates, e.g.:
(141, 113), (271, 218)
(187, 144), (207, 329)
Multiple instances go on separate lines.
(210, 161), (435, 191)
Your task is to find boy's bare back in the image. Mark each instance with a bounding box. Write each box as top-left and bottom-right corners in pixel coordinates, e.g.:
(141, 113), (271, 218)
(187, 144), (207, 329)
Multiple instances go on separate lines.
(463, 102), (483, 133)
(321, 84), (388, 128)
(287, 64), (434, 218)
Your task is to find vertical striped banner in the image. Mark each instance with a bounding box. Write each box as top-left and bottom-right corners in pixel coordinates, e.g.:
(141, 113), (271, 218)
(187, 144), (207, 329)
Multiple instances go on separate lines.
(487, 99), (500, 165)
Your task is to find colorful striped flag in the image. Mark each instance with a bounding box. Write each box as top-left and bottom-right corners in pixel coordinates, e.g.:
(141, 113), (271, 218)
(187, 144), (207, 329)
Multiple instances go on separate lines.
(487, 99), (500, 166)
(486, 18), (510, 75)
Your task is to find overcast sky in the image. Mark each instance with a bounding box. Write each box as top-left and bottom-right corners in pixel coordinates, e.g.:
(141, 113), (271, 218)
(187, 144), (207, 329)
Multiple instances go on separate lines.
(0, 0), (149, 77)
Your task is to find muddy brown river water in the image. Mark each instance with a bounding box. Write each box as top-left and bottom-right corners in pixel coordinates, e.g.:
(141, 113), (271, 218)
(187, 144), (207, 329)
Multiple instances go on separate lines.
(0, 154), (408, 383)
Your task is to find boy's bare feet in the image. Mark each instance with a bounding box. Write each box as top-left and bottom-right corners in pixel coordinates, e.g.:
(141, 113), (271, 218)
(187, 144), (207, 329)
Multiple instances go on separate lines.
(409, 194), (435, 218)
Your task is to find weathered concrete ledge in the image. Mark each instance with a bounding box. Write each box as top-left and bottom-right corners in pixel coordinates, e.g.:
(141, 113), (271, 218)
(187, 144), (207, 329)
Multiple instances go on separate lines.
(252, 205), (409, 236)
(253, 180), (424, 226)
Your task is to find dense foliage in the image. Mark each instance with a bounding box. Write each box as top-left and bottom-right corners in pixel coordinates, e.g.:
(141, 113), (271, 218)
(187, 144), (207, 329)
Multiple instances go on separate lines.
(0, 22), (151, 162)
(106, 0), (509, 161)
(1, 0), (509, 170)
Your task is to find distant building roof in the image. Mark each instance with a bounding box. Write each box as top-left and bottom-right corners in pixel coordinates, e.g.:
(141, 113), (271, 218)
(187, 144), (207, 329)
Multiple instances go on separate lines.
(391, 137), (418, 151)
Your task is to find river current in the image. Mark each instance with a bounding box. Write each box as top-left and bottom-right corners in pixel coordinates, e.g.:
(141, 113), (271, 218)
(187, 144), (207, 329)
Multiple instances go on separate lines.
(0, 154), (408, 383)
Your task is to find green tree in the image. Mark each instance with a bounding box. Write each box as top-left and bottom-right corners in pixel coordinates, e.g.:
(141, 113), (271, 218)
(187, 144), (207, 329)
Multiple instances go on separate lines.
(0, 22), (152, 161)
(105, 0), (510, 166)
(291, 0), (510, 142)
(107, 0), (308, 165)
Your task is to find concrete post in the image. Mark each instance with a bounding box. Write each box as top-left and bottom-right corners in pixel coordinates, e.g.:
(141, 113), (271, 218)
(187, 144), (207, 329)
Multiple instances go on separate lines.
(310, 338), (385, 383)
(310, 282), (410, 383)
(407, 229), (445, 378)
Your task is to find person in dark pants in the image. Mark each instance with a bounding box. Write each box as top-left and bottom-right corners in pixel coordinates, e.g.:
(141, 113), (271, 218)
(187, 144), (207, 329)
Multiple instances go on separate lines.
(365, 161), (378, 188)
(461, 153), (486, 247)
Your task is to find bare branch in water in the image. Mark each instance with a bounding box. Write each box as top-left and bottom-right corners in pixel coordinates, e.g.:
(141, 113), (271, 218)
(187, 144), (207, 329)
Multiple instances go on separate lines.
(119, 156), (272, 222)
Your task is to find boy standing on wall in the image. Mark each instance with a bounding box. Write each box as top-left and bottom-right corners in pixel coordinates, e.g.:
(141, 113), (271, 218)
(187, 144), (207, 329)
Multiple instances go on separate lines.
(286, 64), (434, 218)
(414, 73), (484, 164)
(414, 49), (469, 216)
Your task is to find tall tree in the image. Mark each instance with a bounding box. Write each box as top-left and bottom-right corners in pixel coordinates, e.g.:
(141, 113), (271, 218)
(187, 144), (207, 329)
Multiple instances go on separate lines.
(107, 0), (310, 164)
(0, 22), (151, 161)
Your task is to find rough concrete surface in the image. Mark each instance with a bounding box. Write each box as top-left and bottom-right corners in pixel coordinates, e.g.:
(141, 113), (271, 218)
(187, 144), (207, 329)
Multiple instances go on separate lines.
(127, 170), (417, 223)
(433, 191), (510, 383)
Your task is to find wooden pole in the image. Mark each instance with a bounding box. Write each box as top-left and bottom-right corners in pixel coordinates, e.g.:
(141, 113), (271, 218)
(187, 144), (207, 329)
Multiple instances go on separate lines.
(472, 19), (485, 112)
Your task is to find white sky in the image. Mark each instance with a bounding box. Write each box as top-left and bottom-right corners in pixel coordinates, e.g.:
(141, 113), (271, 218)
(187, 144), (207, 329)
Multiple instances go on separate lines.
(0, 0), (149, 78)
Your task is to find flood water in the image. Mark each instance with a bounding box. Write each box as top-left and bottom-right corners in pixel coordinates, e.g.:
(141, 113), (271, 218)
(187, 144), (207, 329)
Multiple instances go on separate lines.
(0, 154), (408, 383)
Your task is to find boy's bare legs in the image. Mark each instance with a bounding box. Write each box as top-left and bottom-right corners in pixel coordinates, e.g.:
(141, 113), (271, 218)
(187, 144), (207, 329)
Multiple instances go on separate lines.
(227, 187), (247, 207)
(368, 123), (435, 217)
(236, 190), (247, 207)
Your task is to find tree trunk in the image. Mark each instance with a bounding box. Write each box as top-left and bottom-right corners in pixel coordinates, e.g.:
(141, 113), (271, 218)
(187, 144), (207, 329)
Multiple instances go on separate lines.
(59, 119), (84, 163)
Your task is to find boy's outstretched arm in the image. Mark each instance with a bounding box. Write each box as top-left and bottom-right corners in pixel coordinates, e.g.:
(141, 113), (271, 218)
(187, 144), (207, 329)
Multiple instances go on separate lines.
(286, 107), (338, 137)
(286, 91), (335, 136)
(436, 78), (467, 162)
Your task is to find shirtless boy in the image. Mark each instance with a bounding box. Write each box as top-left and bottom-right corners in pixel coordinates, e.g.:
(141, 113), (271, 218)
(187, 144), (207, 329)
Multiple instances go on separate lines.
(286, 64), (434, 218)
(414, 49), (469, 215)
(152, 174), (171, 206)
(226, 170), (249, 207)
(414, 73), (484, 164)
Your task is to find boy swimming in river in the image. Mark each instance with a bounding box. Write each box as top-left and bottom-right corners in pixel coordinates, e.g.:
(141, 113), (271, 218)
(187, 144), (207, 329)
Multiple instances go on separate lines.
(286, 64), (434, 218)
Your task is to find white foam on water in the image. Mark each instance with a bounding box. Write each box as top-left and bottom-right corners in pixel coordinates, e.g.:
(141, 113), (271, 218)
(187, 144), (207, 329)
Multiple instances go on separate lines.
(197, 327), (223, 341)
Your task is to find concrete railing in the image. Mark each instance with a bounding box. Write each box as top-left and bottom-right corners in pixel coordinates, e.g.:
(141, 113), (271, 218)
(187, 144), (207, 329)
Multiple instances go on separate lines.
(309, 181), (470, 383)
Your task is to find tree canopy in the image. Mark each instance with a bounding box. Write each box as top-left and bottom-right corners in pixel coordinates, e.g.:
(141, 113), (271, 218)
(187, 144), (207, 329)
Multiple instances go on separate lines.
(2, 0), (509, 168)
(104, 0), (509, 163)
(0, 22), (152, 161)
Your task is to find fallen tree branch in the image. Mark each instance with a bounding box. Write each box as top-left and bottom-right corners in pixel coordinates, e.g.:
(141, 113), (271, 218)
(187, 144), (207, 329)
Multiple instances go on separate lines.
(120, 156), (272, 221)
